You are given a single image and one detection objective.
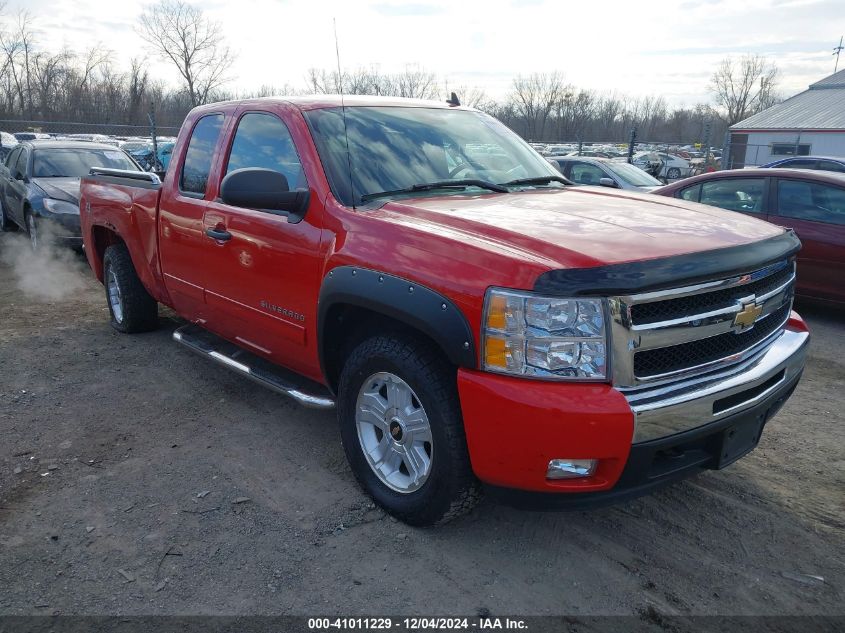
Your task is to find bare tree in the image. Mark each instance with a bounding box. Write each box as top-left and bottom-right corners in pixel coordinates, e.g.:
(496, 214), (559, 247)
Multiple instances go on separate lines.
(31, 49), (68, 118)
(0, 11), (36, 117)
(710, 54), (779, 125)
(510, 72), (567, 141)
(594, 92), (624, 138)
(304, 65), (439, 100)
(393, 66), (438, 99)
(127, 58), (149, 123)
(451, 84), (490, 110)
(137, 0), (233, 107)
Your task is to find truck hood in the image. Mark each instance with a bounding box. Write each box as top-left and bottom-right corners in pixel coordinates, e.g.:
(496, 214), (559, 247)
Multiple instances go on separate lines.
(376, 187), (784, 269)
(31, 177), (80, 203)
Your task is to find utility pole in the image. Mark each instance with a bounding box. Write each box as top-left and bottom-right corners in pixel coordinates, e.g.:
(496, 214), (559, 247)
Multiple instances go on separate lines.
(835, 36), (844, 73)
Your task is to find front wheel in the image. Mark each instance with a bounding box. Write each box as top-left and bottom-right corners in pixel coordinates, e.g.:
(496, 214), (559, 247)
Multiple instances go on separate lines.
(337, 334), (480, 526)
(0, 199), (16, 232)
(667, 167), (681, 179)
(26, 213), (40, 251)
(102, 243), (159, 333)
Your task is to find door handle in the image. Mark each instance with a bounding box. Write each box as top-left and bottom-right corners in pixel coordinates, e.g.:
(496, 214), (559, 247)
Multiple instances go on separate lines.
(205, 227), (232, 241)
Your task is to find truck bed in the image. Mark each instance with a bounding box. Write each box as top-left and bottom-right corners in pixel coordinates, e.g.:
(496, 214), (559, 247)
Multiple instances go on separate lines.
(80, 168), (167, 302)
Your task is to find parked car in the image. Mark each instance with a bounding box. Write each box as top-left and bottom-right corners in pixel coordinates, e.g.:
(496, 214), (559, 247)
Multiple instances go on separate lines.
(0, 140), (140, 250)
(761, 156), (845, 173)
(79, 96), (807, 526)
(0, 131), (19, 161)
(118, 139), (153, 153)
(14, 132), (51, 142)
(547, 156), (662, 191)
(654, 168), (845, 304)
(130, 141), (175, 172)
(632, 151), (692, 180)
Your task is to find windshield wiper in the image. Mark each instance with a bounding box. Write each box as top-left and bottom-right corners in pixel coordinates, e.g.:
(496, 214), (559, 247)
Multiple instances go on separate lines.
(502, 175), (572, 187)
(360, 179), (509, 203)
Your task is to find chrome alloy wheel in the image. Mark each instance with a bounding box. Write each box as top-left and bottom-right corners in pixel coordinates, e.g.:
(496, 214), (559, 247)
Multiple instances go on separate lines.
(107, 267), (124, 324)
(355, 372), (433, 493)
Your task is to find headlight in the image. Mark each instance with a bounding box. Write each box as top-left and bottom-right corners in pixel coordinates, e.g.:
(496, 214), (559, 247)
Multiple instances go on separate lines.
(482, 288), (608, 380)
(42, 198), (79, 215)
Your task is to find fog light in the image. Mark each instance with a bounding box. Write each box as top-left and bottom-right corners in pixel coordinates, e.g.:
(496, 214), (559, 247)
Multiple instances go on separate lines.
(546, 459), (598, 479)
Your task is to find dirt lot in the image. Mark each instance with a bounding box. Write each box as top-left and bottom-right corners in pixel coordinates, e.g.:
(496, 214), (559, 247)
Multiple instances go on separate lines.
(0, 231), (843, 618)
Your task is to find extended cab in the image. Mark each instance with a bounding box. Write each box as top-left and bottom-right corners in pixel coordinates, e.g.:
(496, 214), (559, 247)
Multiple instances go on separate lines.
(79, 96), (809, 525)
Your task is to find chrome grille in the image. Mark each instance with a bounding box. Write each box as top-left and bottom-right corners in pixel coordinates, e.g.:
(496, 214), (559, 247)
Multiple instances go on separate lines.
(609, 260), (795, 388)
(630, 262), (793, 325)
(634, 302), (791, 378)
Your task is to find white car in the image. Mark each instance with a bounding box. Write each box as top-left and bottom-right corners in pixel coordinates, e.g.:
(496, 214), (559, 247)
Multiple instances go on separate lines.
(0, 131), (18, 161)
(632, 151), (692, 179)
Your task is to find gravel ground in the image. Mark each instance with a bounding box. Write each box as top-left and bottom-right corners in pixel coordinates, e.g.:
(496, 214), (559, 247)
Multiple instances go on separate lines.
(0, 231), (842, 618)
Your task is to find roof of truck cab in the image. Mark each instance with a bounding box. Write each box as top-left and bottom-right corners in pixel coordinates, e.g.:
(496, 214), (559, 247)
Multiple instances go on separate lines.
(192, 95), (474, 114)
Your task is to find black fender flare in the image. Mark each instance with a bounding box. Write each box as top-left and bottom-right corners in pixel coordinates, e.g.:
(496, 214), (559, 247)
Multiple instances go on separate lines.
(317, 266), (477, 380)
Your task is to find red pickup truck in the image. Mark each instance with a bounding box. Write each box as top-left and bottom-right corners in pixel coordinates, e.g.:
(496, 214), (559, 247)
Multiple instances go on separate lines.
(80, 96), (809, 525)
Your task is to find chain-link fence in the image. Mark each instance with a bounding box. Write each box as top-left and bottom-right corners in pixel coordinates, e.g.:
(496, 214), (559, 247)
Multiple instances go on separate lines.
(0, 119), (182, 172)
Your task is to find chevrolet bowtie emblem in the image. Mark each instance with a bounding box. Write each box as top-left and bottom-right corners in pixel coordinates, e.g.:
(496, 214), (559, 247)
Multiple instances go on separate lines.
(733, 299), (763, 330)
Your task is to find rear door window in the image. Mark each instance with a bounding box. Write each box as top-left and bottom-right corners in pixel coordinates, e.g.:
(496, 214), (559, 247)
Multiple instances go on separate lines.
(180, 114), (225, 196)
(699, 178), (766, 213)
(777, 179), (845, 226)
(224, 112), (306, 190)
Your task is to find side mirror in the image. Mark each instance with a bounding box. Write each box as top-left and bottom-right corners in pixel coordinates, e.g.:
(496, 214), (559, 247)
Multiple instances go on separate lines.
(598, 177), (618, 188)
(13, 169), (26, 181)
(220, 168), (309, 223)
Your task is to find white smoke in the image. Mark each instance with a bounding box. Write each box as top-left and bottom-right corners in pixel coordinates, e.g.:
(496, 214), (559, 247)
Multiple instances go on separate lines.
(0, 226), (89, 302)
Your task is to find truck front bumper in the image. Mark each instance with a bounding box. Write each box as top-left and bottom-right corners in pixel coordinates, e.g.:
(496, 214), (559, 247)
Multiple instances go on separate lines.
(457, 313), (809, 508)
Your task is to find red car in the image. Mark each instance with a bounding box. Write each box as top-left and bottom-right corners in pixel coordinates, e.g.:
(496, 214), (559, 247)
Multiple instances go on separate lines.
(655, 168), (845, 304)
(79, 97), (808, 525)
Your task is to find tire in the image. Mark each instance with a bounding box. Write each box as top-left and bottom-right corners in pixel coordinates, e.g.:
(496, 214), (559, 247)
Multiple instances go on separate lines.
(0, 199), (16, 232)
(337, 333), (480, 526)
(26, 213), (41, 252)
(667, 167), (681, 180)
(102, 243), (158, 333)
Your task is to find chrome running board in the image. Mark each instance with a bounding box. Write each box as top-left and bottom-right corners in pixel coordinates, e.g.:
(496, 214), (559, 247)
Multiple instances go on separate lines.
(172, 324), (335, 410)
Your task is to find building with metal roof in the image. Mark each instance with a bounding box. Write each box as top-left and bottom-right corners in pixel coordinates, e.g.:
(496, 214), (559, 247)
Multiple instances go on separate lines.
(728, 69), (845, 167)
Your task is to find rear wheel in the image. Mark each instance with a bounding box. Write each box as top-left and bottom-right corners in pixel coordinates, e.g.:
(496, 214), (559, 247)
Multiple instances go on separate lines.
(667, 167), (681, 179)
(337, 333), (480, 526)
(102, 243), (158, 333)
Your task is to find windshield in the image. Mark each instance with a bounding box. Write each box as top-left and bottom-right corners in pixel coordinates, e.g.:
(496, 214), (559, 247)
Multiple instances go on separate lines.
(605, 161), (662, 187)
(32, 148), (138, 178)
(304, 106), (562, 206)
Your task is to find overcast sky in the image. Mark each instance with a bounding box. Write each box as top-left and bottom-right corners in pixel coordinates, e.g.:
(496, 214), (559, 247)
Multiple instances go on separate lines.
(11, 0), (844, 106)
